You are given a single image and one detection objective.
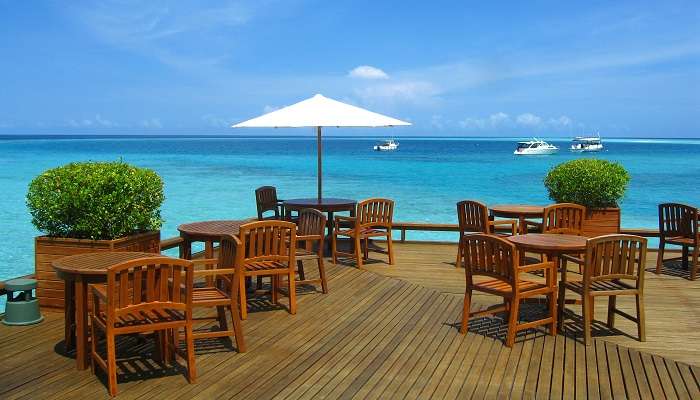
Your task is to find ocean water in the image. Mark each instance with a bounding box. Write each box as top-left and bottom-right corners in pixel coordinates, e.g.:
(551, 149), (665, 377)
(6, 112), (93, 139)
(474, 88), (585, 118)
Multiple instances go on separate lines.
(2, 135), (699, 286)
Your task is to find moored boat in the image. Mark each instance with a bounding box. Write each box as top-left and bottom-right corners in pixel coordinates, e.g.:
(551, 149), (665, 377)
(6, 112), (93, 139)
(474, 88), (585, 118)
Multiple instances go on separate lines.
(513, 138), (559, 155)
(570, 134), (603, 152)
(374, 139), (399, 151)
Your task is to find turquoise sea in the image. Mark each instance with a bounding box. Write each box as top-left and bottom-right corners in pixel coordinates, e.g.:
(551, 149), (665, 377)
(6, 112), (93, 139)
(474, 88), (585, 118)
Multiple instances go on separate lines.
(2, 135), (700, 288)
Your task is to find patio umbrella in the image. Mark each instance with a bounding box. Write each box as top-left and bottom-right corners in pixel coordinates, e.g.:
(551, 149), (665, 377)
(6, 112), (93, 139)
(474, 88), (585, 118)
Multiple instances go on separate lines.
(232, 94), (411, 200)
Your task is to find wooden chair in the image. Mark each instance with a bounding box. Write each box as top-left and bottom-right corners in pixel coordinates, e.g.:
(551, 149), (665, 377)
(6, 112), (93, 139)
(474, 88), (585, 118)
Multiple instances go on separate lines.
(237, 220), (297, 319)
(185, 234), (245, 352)
(455, 200), (517, 268)
(332, 198), (394, 268)
(459, 234), (557, 347)
(89, 257), (195, 397)
(295, 208), (328, 293)
(560, 234), (647, 345)
(525, 203), (586, 235)
(656, 203), (699, 280)
(255, 186), (285, 220)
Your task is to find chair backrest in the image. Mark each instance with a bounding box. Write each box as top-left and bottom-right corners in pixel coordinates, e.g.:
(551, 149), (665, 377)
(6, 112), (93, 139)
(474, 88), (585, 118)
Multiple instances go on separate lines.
(461, 234), (517, 284)
(583, 234), (647, 287)
(237, 220), (297, 265)
(658, 203), (698, 240)
(105, 257), (194, 324)
(357, 198), (394, 228)
(255, 186), (280, 220)
(456, 200), (490, 235)
(217, 234), (243, 290)
(297, 208), (327, 252)
(542, 203), (586, 235)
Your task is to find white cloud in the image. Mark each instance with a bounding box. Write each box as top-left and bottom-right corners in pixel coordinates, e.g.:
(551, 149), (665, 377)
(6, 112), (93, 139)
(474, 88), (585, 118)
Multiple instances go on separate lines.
(263, 105), (280, 113)
(201, 114), (231, 128)
(348, 65), (389, 80)
(354, 81), (438, 104)
(489, 112), (510, 125)
(548, 115), (572, 127)
(516, 113), (542, 126)
(67, 114), (116, 128)
(141, 118), (162, 128)
(458, 112), (511, 130)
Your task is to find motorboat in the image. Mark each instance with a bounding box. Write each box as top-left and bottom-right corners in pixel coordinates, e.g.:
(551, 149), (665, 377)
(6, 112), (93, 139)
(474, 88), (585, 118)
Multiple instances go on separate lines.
(513, 138), (559, 155)
(570, 135), (603, 152)
(373, 139), (399, 151)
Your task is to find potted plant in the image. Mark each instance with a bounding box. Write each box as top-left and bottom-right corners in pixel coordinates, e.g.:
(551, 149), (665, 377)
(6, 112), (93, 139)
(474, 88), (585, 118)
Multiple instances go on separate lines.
(544, 159), (630, 237)
(27, 161), (164, 308)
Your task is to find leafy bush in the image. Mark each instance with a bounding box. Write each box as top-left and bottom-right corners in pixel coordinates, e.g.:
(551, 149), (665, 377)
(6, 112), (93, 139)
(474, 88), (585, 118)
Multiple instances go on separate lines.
(544, 159), (629, 209)
(27, 161), (164, 240)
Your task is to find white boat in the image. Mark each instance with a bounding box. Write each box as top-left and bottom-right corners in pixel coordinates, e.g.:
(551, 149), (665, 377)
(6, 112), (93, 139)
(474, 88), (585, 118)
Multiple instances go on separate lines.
(513, 138), (559, 155)
(373, 139), (399, 151)
(570, 135), (603, 152)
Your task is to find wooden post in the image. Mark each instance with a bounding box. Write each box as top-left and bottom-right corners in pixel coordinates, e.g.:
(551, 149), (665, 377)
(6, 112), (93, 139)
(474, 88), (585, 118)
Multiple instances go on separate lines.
(317, 126), (322, 201)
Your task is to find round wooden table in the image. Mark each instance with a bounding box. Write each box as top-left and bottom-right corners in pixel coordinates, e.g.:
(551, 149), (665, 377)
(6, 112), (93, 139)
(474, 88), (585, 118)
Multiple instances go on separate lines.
(53, 251), (166, 370)
(490, 204), (545, 234)
(177, 219), (253, 260)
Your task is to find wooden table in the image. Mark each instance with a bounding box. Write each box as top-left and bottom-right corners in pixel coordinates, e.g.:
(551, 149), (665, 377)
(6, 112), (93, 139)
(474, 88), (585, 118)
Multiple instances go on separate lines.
(490, 204), (545, 234)
(283, 198), (356, 233)
(177, 219), (252, 260)
(53, 251), (167, 370)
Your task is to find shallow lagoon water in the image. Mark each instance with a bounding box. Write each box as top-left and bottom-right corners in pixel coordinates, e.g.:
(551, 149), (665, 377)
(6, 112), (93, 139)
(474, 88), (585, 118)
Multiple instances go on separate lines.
(2, 136), (699, 287)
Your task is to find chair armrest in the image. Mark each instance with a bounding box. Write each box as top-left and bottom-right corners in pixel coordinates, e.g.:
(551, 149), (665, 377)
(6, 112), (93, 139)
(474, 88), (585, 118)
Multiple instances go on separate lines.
(489, 219), (518, 235)
(560, 254), (584, 265)
(519, 261), (555, 273)
(334, 215), (356, 222)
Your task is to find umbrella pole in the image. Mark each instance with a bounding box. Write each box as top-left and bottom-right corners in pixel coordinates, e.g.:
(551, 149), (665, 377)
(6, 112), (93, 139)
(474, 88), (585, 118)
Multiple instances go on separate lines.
(317, 126), (322, 201)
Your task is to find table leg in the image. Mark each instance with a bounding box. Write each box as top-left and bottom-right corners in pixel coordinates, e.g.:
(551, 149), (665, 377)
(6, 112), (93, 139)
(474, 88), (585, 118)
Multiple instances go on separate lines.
(64, 279), (76, 352)
(74, 276), (89, 370)
(519, 216), (527, 235)
(205, 240), (214, 287)
(180, 235), (192, 260)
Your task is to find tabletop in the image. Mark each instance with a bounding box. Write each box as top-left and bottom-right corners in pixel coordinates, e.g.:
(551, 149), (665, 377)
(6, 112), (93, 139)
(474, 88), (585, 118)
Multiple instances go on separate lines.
(507, 233), (587, 252)
(52, 252), (166, 276)
(490, 204), (545, 216)
(178, 219), (253, 237)
(283, 198), (356, 208)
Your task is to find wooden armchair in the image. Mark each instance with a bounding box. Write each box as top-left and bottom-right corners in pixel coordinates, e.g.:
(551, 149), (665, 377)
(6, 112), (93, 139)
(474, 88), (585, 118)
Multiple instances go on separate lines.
(656, 203), (699, 280)
(89, 257), (195, 397)
(332, 198), (394, 268)
(559, 234), (647, 345)
(255, 186), (285, 220)
(186, 234), (245, 352)
(237, 220), (297, 319)
(455, 200), (517, 268)
(459, 234), (557, 347)
(295, 208), (328, 293)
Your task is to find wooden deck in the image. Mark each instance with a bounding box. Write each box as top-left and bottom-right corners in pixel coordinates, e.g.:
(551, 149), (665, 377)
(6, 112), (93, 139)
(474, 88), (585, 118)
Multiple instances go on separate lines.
(1, 242), (699, 399)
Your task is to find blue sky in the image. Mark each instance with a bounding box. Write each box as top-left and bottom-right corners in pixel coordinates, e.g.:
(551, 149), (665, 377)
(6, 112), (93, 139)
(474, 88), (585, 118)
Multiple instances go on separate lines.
(0, 0), (698, 137)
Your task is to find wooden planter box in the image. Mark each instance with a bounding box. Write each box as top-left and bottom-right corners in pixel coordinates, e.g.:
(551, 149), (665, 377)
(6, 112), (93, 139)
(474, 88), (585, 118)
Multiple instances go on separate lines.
(582, 208), (621, 237)
(35, 231), (160, 309)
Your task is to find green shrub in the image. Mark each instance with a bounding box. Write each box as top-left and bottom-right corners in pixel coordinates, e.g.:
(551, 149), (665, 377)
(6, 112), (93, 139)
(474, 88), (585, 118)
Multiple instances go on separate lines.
(544, 159), (629, 209)
(27, 161), (164, 240)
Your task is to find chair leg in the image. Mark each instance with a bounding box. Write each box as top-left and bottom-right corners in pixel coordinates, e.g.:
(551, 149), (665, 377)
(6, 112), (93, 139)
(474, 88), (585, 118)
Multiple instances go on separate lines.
(386, 233), (395, 265)
(656, 240), (665, 274)
(636, 294), (645, 342)
(682, 246), (689, 270)
(89, 316), (97, 374)
(256, 276), (264, 291)
(216, 306), (228, 332)
(460, 288), (472, 334)
(557, 285), (566, 331)
(318, 257), (328, 294)
(297, 260), (306, 281)
(106, 332), (118, 397)
(331, 233), (338, 264)
(455, 245), (462, 269)
(355, 236), (363, 268)
(607, 295), (616, 329)
(239, 276), (248, 320)
(271, 275), (279, 304)
(582, 295), (592, 346)
(691, 247), (699, 281)
(229, 302), (246, 352)
(184, 325), (196, 383)
(363, 238), (369, 260)
(288, 272), (297, 315)
(549, 289), (557, 336)
(589, 297), (595, 323)
(506, 298), (519, 347)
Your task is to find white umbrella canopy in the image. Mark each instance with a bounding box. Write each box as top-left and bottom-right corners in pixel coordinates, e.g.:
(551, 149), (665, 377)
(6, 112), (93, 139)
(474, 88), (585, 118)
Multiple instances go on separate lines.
(232, 94), (411, 200)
